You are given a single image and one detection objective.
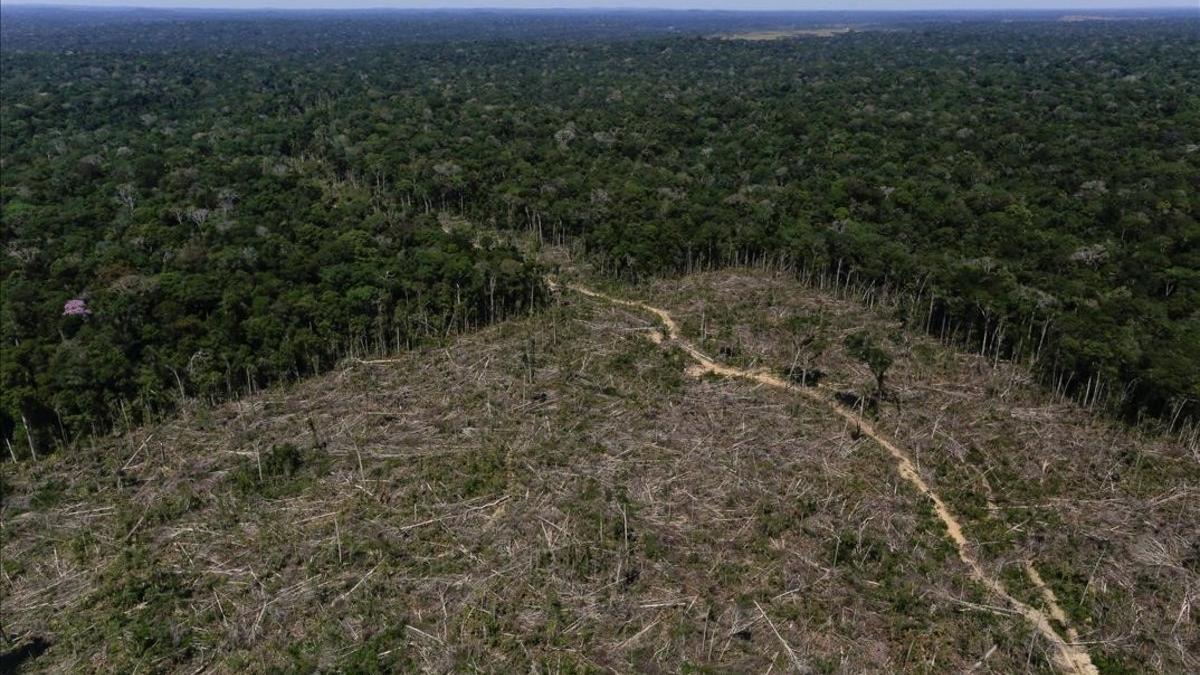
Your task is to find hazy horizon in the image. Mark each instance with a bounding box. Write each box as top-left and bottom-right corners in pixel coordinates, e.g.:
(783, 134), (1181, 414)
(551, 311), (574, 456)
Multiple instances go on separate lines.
(2, 0), (1196, 11)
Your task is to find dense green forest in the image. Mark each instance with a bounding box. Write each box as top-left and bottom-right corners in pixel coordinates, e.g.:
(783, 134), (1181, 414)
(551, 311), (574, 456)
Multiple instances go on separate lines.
(2, 9), (1197, 453)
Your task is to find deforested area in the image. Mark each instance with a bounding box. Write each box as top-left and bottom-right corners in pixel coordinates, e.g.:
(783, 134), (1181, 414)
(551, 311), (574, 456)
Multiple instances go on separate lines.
(1, 5), (1197, 673)
(3, 265), (1197, 672)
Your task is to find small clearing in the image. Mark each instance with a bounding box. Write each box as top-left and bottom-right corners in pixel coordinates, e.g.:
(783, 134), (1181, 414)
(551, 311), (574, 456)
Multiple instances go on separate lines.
(718, 27), (853, 41)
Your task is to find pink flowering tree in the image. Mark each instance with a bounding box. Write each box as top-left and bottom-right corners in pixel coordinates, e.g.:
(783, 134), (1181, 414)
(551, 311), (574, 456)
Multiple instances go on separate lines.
(63, 298), (91, 317)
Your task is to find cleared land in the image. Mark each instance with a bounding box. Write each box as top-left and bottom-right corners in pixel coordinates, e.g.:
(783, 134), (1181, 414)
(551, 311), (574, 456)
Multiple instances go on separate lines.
(2, 269), (1196, 673)
(561, 279), (1096, 674)
(718, 28), (854, 40)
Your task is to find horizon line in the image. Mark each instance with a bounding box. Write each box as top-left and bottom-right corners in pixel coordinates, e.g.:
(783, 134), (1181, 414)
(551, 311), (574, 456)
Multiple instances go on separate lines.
(3, 2), (1197, 10)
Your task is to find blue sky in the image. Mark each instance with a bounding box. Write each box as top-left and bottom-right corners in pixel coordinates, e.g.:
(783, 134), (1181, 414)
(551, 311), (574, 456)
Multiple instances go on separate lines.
(2, 1), (1196, 9)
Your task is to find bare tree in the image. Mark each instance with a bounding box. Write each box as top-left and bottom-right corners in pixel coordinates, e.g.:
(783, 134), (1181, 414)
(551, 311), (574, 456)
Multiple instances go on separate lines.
(115, 183), (137, 212)
(217, 187), (239, 219)
(187, 207), (211, 228)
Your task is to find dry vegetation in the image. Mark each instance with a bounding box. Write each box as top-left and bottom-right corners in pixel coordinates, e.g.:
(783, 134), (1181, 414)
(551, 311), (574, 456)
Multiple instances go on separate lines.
(638, 269), (1200, 673)
(2, 268), (1196, 673)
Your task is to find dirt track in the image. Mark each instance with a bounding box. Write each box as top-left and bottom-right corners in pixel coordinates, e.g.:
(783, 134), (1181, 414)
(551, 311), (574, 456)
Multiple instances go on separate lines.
(564, 281), (1098, 675)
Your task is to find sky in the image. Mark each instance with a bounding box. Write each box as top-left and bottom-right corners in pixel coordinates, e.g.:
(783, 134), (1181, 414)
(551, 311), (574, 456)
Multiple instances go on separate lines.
(1, 0), (1196, 9)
